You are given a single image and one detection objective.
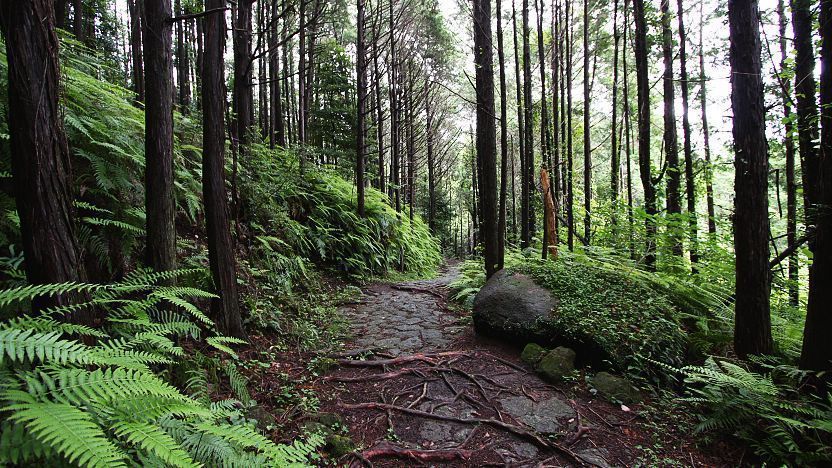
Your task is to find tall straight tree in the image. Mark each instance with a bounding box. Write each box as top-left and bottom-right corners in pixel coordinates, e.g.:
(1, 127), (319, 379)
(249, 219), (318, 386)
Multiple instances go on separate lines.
(699, 0), (716, 236)
(729, 0), (772, 357)
(474, 0), (499, 277)
(582, 0), (591, 243)
(512, 0), (528, 248)
(356, 0), (366, 216)
(800, 0), (832, 372)
(677, 0), (698, 267)
(522, 0), (535, 247)
(610, 0), (620, 239)
(791, 0), (819, 212)
(175, 0), (191, 113)
(778, 0), (799, 305)
(127, 0), (144, 103)
(497, 0), (509, 268)
(203, 0), (244, 338)
(661, 0), (682, 258)
(535, 0), (553, 258)
(565, 0), (575, 250)
(0, 0), (83, 309)
(142, 0), (176, 276)
(232, 0), (254, 151)
(633, 0), (656, 269)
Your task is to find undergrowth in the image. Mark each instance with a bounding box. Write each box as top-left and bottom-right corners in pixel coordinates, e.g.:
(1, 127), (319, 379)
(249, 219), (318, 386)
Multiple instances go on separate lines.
(0, 271), (322, 467)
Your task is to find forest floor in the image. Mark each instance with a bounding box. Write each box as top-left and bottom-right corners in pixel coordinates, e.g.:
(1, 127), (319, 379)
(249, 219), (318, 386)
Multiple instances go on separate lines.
(312, 262), (740, 467)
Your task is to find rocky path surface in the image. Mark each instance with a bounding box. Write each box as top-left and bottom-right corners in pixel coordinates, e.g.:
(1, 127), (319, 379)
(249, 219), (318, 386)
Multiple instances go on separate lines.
(313, 263), (718, 467)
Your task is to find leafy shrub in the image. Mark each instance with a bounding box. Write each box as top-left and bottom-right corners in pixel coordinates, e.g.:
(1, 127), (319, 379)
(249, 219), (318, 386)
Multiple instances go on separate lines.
(451, 249), (726, 379)
(0, 270), (321, 467)
(240, 144), (441, 277)
(676, 357), (832, 465)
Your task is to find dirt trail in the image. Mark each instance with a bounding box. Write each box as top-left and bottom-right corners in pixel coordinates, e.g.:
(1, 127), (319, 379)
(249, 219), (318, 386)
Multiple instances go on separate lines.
(315, 263), (723, 467)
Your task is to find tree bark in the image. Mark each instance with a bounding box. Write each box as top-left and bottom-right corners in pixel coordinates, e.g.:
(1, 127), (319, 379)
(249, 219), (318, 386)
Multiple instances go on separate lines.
(203, 0), (244, 338)
(800, 0), (832, 372)
(522, 0), (536, 248)
(0, 0), (83, 310)
(474, 0), (498, 277)
(633, 0), (656, 269)
(610, 0), (620, 241)
(127, 0), (144, 103)
(777, 0), (799, 305)
(72, 0), (82, 41)
(582, 0), (591, 244)
(512, 0), (528, 248)
(142, 0), (177, 277)
(699, 0), (716, 236)
(497, 0), (509, 268)
(729, 0), (772, 358)
(536, 0), (553, 258)
(175, 0), (191, 114)
(661, 0), (682, 258)
(677, 0), (698, 268)
(791, 0), (819, 214)
(356, 0), (366, 217)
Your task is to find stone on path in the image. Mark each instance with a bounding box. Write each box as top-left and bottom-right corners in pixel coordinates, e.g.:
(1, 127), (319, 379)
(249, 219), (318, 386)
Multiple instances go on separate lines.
(537, 346), (576, 382)
(590, 372), (642, 403)
(498, 395), (575, 434)
(472, 269), (557, 343)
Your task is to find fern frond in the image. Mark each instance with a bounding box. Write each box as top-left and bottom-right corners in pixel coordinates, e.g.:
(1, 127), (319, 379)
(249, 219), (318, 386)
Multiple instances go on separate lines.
(111, 421), (200, 468)
(5, 401), (128, 468)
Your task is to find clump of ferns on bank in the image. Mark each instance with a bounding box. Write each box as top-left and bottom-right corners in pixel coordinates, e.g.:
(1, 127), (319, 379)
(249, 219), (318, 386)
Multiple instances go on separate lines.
(0, 270), (321, 467)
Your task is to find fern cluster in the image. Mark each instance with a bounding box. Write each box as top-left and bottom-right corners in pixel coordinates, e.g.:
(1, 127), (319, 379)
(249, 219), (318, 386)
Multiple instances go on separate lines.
(677, 357), (832, 465)
(0, 271), (321, 467)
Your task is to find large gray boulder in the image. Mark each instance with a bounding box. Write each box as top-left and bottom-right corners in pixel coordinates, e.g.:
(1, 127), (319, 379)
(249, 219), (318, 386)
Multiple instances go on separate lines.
(473, 269), (557, 342)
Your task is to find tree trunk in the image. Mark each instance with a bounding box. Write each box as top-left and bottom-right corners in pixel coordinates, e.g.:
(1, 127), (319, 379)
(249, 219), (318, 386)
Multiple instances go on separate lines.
(373, 6), (385, 196)
(512, 0), (528, 248)
(677, 0), (698, 268)
(624, 0), (635, 259)
(522, 0), (536, 248)
(55, 0), (66, 29)
(791, 0), (819, 214)
(389, 0), (400, 211)
(536, 0), (553, 258)
(698, 0), (716, 236)
(175, 0), (191, 114)
(356, 0), (366, 216)
(566, 0), (575, 250)
(232, 0), (253, 151)
(800, 0), (832, 372)
(474, 0), (498, 277)
(729, 0), (772, 358)
(661, 0), (682, 258)
(203, 0), (244, 338)
(497, 0), (509, 268)
(610, 0), (620, 241)
(142, 0), (177, 277)
(0, 0), (83, 311)
(633, 0), (656, 270)
(777, 0), (799, 305)
(127, 0), (144, 103)
(427, 84), (436, 232)
(72, 0), (82, 41)
(582, 0), (591, 244)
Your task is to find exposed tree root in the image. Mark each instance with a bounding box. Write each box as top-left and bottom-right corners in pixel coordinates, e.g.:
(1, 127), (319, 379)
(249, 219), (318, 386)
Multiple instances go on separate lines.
(350, 441), (473, 466)
(390, 284), (447, 299)
(336, 351), (466, 368)
(340, 402), (598, 467)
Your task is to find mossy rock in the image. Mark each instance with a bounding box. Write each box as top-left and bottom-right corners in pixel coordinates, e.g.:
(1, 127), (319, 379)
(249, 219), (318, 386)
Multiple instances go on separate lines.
(302, 412), (345, 436)
(521, 343), (547, 365)
(472, 270), (557, 343)
(536, 347), (576, 382)
(325, 434), (356, 457)
(245, 405), (277, 432)
(590, 372), (642, 403)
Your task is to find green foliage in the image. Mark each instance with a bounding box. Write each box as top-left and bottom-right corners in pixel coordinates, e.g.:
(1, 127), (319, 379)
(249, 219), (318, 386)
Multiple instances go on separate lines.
(0, 272), (321, 467)
(675, 357), (832, 465)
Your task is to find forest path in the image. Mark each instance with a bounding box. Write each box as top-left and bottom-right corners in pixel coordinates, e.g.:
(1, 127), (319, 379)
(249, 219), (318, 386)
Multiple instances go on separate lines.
(314, 263), (686, 467)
